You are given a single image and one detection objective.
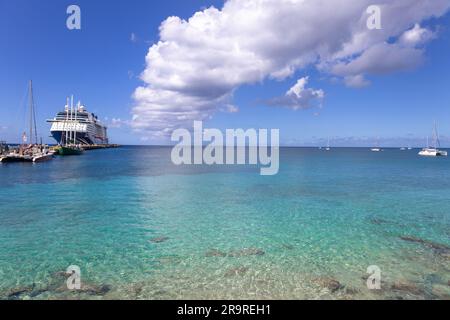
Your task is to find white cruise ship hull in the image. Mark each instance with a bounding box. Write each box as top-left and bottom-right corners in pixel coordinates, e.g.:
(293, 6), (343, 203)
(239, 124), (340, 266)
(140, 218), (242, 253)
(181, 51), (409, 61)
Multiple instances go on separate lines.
(47, 107), (108, 145)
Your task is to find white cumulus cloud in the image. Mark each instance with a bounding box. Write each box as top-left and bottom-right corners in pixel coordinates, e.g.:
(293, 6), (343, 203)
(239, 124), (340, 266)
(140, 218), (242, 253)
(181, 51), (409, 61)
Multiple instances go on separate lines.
(266, 77), (324, 110)
(132, 0), (450, 137)
(399, 23), (436, 47)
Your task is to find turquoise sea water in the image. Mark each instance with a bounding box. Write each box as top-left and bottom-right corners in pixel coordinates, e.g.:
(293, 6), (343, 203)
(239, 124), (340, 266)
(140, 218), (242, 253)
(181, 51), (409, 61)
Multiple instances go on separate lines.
(0, 147), (449, 299)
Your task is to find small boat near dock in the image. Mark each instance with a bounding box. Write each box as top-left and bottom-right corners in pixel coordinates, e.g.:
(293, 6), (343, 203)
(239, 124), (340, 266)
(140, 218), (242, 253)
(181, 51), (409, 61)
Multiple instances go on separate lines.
(1, 81), (54, 164)
(0, 141), (9, 160)
(56, 145), (83, 156)
(0, 144), (54, 163)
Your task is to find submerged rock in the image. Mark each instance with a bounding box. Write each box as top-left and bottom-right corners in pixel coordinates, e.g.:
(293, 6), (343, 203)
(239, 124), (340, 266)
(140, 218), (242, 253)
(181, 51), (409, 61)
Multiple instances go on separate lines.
(428, 243), (449, 251)
(387, 295), (405, 300)
(438, 251), (450, 261)
(5, 285), (35, 300)
(400, 236), (450, 262)
(52, 271), (73, 279)
(400, 236), (450, 251)
(50, 271), (112, 297)
(3, 283), (50, 300)
(53, 282), (112, 296)
(224, 266), (249, 277)
(431, 284), (450, 300)
(81, 284), (112, 296)
(150, 236), (169, 243)
(361, 274), (389, 291)
(227, 248), (265, 257)
(370, 218), (389, 225)
(28, 286), (49, 298)
(391, 281), (424, 296)
(313, 277), (344, 293)
(344, 287), (360, 295)
(130, 283), (144, 297)
(205, 249), (227, 257)
(400, 236), (426, 244)
(2, 270), (112, 300)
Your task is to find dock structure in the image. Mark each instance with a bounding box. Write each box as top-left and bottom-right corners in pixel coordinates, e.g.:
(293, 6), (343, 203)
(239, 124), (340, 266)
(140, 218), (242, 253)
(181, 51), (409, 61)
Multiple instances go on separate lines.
(1, 144), (120, 162)
(81, 144), (121, 150)
(50, 143), (120, 154)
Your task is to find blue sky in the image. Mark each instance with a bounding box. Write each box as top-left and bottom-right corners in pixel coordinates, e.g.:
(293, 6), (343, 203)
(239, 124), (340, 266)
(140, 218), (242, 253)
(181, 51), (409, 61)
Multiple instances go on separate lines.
(1, 0), (450, 146)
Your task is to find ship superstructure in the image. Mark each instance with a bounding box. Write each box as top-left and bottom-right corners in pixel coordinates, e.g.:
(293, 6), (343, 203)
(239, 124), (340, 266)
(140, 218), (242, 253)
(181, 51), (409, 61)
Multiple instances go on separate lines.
(47, 99), (109, 145)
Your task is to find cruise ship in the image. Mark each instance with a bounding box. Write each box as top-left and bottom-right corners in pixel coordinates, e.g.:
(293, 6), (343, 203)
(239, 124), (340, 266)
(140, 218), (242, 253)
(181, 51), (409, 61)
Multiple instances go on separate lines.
(47, 98), (109, 145)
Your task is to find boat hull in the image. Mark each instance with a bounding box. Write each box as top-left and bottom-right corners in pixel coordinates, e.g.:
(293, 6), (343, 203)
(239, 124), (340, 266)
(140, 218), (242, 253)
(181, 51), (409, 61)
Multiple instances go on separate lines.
(32, 154), (54, 162)
(50, 130), (108, 146)
(58, 146), (84, 156)
(418, 149), (447, 157)
(0, 155), (33, 163)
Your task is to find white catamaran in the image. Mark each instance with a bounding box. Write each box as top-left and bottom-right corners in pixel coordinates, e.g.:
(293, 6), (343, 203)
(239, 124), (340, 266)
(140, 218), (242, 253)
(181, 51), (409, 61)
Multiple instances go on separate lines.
(371, 137), (382, 152)
(418, 123), (447, 157)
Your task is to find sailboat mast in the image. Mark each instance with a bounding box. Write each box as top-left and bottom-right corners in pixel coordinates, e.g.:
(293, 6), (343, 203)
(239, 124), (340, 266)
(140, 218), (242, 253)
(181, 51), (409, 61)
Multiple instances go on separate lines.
(28, 80), (38, 145)
(74, 101), (78, 145)
(434, 121), (439, 149)
(70, 95), (74, 144)
(64, 97), (69, 145)
(28, 81), (32, 144)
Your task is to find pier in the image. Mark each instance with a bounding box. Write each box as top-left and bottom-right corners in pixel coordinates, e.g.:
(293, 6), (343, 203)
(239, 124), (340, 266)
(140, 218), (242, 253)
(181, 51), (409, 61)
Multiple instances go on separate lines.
(81, 144), (121, 150)
(1, 144), (121, 162)
(49, 143), (121, 155)
(50, 144), (120, 151)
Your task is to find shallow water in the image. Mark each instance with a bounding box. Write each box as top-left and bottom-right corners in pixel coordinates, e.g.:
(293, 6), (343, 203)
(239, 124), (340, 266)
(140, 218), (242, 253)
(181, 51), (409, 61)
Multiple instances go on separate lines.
(0, 147), (449, 299)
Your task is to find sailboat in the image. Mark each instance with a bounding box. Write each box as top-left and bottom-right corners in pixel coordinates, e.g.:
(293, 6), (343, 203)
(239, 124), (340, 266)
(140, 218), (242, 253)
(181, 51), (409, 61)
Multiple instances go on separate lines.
(0, 140), (11, 162)
(57, 96), (83, 156)
(418, 123), (447, 157)
(371, 137), (381, 152)
(325, 137), (331, 151)
(1, 81), (53, 163)
(0, 140), (9, 155)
